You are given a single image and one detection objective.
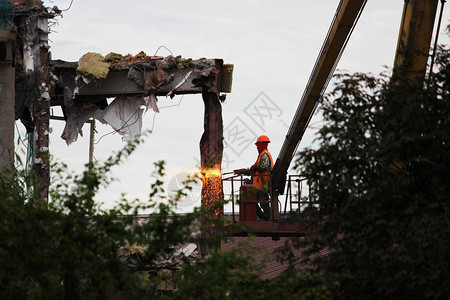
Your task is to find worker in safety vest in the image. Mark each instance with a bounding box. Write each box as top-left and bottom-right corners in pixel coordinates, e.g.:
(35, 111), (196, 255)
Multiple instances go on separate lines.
(233, 135), (274, 220)
(250, 135), (274, 220)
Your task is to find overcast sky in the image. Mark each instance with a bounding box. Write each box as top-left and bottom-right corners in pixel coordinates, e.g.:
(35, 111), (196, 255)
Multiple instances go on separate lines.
(19, 0), (449, 212)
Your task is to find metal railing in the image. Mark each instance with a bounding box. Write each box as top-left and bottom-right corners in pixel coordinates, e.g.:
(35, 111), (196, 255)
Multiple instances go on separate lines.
(283, 175), (318, 214)
(222, 172), (317, 222)
(221, 172), (246, 223)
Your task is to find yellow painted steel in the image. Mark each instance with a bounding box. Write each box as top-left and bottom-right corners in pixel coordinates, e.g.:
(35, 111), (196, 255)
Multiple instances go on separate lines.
(272, 0), (367, 200)
(393, 0), (439, 80)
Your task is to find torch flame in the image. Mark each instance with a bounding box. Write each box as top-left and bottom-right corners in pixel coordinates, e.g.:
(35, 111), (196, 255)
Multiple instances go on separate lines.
(201, 167), (222, 178)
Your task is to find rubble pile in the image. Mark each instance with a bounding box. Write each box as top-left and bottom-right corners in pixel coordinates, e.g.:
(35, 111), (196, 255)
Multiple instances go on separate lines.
(118, 243), (201, 291)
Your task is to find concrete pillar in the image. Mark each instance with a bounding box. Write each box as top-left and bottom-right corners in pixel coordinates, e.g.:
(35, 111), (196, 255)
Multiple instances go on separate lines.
(200, 90), (224, 216)
(18, 8), (51, 201)
(0, 62), (15, 171)
(199, 90), (224, 255)
(0, 2), (17, 172)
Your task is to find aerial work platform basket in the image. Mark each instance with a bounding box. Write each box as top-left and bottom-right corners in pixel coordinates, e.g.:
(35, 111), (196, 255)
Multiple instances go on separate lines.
(221, 173), (317, 237)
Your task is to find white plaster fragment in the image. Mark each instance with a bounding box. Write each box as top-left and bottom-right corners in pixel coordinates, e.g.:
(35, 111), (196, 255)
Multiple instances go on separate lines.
(166, 70), (193, 97)
(41, 91), (50, 99)
(24, 47), (34, 73)
(82, 76), (92, 84)
(37, 17), (49, 33)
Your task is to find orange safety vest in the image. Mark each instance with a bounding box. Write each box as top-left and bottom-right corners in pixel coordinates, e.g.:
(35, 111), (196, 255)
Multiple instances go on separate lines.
(252, 149), (274, 191)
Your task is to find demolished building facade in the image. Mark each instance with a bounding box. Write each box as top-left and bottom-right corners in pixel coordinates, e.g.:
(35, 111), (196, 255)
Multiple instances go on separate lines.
(1, 1), (233, 210)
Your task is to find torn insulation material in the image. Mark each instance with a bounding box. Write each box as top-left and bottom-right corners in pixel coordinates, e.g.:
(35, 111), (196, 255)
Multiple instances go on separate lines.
(76, 52), (110, 82)
(61, 96), (146, 145)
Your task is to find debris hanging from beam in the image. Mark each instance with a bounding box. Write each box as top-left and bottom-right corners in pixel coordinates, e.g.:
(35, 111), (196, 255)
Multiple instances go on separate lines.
(49, 52), (233, 144)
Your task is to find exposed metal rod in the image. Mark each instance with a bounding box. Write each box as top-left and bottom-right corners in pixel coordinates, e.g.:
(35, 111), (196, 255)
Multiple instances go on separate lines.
(50, 116), (96, 165)
(89, 119), (95, 165)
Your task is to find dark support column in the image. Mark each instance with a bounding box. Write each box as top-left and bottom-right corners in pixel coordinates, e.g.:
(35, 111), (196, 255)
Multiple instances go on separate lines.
(20, 9), (51, 202)
(0, 10), (16, 172)
(32, 42), (50, 201)
(0, 62), (15, 171)
(200, 90), (224, 214)
(199, 90), (224, 255)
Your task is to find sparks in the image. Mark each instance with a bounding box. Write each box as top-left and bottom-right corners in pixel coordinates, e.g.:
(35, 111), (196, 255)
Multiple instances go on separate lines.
(201, 165), (223, 216)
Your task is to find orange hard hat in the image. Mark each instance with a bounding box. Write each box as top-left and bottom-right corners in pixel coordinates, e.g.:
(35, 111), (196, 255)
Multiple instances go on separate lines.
(256, 135), (270, 144)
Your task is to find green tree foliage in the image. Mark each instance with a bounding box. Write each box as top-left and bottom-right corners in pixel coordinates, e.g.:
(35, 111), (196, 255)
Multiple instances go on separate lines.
(0, 137), (200, 299)
(1, 134), (334, 299)
(14, 32), (450, 300)
(292, 33), (450, 299)
(173, 246), (337, 300)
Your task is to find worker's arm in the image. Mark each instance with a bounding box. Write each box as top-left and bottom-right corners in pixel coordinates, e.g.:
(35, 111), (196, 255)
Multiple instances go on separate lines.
(249, 153), (271, 172)
(255, 153), (272, 170)
(234, 168), (251, 175)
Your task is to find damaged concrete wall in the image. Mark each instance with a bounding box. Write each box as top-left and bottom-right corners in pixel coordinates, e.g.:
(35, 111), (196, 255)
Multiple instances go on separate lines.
(31, 13), (51, 201)
(11, 0), (55, 200)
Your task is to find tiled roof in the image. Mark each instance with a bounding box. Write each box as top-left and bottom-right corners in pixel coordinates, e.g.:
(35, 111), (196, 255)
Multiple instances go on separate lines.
(222, 234), (332, 280)
(222, 236), (300, 280)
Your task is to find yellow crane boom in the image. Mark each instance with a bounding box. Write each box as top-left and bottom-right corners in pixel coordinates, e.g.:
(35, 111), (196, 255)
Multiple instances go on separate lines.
(271, 0), (440, 221)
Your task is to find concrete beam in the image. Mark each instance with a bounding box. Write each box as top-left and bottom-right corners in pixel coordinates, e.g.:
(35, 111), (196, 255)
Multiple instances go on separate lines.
(50, 58), (231, 105)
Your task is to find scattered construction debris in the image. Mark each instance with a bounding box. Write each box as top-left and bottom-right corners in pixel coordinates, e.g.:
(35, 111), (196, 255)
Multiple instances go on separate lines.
(118, 242), (200, 291)
(76, 52), (110, 83)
